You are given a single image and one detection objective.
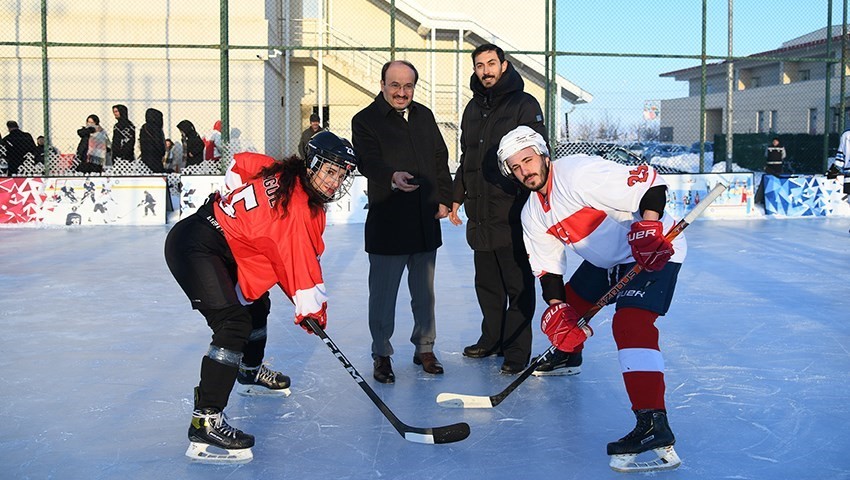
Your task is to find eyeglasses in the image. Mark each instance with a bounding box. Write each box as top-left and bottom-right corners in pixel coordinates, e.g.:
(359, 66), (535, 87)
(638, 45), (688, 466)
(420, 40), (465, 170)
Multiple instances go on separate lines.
(387, 82), (415, 92)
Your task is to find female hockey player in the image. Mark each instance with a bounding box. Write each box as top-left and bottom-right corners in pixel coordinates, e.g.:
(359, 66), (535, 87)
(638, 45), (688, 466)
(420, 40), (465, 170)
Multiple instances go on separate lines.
(496, 126), (683, 473)
(164, 131), (358, 464)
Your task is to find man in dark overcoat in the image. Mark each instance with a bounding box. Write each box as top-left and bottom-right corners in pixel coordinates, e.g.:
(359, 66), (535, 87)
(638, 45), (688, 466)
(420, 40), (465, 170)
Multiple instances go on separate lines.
(352, 60), (453, 384)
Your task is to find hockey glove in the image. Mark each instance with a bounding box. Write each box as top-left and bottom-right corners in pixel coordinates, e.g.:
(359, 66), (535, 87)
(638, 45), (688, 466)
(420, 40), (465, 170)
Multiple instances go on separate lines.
(627, 220), (674, 272)
(826, 163), (842, 179)
(295, 302), (327, 334)
(541, 302), (592, 352)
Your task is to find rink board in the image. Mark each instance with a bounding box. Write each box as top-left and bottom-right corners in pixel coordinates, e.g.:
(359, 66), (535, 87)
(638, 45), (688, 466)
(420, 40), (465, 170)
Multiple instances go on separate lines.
(0, 176), (166, 225)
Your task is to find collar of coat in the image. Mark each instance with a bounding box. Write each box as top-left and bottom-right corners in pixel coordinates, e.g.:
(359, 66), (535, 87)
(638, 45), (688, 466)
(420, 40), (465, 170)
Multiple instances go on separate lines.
(470, 61), (524, 109)
(374, 93), (420, 120)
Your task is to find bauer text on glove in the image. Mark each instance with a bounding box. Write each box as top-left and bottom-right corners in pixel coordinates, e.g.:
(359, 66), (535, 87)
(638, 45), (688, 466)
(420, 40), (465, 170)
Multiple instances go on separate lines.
(541, 302), (592, 352)
(627, 220), (674, 272)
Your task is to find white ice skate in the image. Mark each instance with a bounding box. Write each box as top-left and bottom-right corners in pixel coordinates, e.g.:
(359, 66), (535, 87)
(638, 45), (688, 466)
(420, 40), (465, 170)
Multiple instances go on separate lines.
(609, 445), (681, 473)
(236, 363), (292, 397)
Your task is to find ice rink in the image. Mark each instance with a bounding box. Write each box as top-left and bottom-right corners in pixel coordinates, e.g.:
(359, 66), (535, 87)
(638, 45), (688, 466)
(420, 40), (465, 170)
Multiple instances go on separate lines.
(1, 216), (849, 479)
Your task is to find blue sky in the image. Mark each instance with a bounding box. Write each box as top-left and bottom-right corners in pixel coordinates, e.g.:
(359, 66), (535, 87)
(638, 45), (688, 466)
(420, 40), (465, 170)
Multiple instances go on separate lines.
(556, 1), (847, 128)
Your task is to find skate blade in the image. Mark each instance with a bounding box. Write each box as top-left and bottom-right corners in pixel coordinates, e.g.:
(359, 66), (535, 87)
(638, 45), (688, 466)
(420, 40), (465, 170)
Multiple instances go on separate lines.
(609, 446), (681, 473)
(236, 383), (291, 397)
(531, 365), (581, 377)
(185, 441), (253, 464)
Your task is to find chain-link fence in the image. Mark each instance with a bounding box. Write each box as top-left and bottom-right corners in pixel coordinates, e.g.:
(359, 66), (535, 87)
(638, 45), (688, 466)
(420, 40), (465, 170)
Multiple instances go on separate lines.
(1, 1), (847, 178)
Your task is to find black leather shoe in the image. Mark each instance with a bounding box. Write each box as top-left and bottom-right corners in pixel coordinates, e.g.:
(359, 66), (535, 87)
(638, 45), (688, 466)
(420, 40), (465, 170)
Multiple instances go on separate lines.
(413, 352), (444, 374)
(373, 356), (395, 384)
(500, 360), (526, 375)
(463, 344), (497, 358)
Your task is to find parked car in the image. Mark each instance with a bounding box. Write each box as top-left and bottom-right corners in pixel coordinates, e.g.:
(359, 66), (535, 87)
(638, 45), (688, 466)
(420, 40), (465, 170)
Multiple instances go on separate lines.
(689, 141), (714, 153)
(555, 141), (686, 174)
(644, 143), (688, 160)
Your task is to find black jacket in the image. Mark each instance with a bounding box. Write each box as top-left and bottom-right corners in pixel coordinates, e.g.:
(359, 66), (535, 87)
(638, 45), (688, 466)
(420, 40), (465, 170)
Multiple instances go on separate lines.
(452, 62), (547, 251)
(2, 128), (37, 174)
(352, 94), (452, 255)
(139, 108), (165, 173)
(177, 120), (205, 166)
(111, 104), (136, 161)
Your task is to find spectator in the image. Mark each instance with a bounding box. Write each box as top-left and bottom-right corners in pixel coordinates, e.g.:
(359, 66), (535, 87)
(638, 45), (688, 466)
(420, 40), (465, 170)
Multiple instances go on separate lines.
(77, 114), (110, 174)
(163, 138), (184, 173)
(352, 60), (453, 384)
(2, 120), (37, 175)
(207, 120), (223, 161)
(298, 113), (324, 158)
(139, 108), (166, 173)
(35, 135), (59, 165)
(764, 137), (786, 175)
(111, 104), (136, 162)
(448, 43), (544, 375)
(177, 120), (206, 167)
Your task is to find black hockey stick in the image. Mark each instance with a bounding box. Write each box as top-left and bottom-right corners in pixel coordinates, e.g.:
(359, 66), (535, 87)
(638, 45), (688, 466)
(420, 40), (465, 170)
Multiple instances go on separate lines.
(302, 317), (470, 444)
(437, 183), (728, 409)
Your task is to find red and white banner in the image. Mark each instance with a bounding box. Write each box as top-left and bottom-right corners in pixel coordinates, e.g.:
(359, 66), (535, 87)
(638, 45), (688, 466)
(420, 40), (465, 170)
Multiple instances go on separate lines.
(0, 176), (166, 225)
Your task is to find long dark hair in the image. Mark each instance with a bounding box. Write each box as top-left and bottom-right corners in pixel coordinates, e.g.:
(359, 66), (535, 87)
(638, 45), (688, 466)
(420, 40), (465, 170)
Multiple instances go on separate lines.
(256, 155), (325, 218)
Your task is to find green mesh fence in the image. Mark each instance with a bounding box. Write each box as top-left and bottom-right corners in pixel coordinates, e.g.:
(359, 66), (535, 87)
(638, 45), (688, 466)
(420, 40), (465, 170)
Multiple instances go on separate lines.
(0, 1), (846, 177)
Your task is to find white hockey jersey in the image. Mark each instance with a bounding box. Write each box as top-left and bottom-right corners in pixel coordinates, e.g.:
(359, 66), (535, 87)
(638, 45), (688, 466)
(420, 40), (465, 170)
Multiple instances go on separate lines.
(521, 155), (687, 277)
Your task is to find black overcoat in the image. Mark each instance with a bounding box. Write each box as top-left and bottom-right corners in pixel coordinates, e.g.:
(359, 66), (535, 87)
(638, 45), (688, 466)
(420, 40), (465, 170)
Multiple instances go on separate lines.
(352, 94), (452, 255)
(452, 62), (548, 251)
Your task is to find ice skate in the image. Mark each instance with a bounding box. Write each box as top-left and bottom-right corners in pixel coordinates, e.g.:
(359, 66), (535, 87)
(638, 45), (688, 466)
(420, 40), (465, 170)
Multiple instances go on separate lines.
(186, 408), (254, 464)
(607, 409), (681, 473)
(236, 363), (291, 397)
(532, 349), (581, 376)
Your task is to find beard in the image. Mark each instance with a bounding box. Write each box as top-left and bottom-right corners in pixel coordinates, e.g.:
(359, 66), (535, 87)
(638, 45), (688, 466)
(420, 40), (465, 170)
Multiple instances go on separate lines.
(522, 164), (549, 191)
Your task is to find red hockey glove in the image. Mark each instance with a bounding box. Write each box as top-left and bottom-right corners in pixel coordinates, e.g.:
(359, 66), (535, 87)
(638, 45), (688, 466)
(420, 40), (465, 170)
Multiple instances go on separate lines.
(295, 302), (327, 334)
(627, 220), (674, 272)
(540, 302), (592, 352)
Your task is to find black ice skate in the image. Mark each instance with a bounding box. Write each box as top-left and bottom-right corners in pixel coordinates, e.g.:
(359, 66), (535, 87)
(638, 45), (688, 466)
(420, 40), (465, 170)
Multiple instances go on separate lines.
(607, 409), (681, 473)
(185, 408), (255, 464)
(531, 349), (582, 376)
(236, 363), (292, 397)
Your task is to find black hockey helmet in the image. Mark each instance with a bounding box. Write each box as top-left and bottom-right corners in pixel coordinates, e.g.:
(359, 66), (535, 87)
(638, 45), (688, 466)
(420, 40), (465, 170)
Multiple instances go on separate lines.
(305, 131), (359, 202)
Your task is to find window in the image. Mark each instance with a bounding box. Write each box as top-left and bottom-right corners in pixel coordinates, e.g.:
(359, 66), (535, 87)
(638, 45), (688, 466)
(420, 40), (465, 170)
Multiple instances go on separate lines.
(757, 111), (767, 133)
(800, 69), (811, 81)
(752, 76), (761, 88)
(770, 111), (778, 132)
(808, 108), (817, 135)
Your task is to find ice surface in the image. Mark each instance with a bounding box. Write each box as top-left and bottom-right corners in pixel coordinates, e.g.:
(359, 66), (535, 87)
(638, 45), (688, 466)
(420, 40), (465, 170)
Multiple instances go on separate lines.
(1, 216), (849, 479)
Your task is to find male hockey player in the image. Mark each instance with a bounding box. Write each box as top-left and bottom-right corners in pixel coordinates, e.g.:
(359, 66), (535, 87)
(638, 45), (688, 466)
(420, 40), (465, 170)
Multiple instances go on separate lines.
(497, 126), (684, 473)
(164, 131), (358, 464)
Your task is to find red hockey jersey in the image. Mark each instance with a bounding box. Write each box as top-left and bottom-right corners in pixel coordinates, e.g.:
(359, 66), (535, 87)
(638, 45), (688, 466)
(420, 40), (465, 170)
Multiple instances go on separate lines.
(213, 152), (328, 321)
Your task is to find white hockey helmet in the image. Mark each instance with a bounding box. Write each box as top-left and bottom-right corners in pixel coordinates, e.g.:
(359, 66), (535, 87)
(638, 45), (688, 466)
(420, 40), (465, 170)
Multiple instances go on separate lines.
(497, 125), (549, 178)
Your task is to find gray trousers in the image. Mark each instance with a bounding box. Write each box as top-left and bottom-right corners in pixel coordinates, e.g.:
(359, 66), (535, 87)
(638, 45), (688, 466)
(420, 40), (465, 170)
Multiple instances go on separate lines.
(368, 250), (437, 357)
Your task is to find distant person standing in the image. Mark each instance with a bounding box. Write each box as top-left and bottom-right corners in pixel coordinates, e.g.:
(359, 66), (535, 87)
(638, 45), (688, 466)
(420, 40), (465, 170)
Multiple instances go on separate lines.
(164, 138), (184, 173)
(298, 113), (324, 158)
(139, 108), (166, 173)
(177, 120), (206, 167)
(35, 136), (59, 165)
(2, 121), (37, 175)
(206, 120), (223, 162)
(112, 104), (136, 162)
(764, 137), (786, 175)
(77, 115), (110, 174)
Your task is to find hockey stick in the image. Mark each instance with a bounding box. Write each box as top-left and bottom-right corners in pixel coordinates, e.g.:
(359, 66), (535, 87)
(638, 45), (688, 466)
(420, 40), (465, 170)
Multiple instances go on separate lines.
(302, 317), (471, 444)
(436, 183), (728, 409)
